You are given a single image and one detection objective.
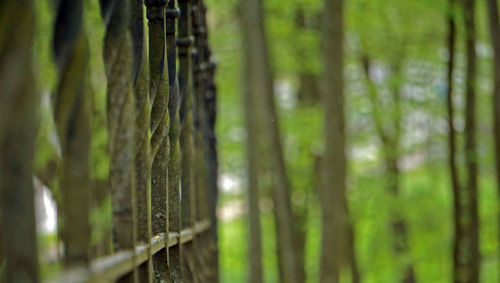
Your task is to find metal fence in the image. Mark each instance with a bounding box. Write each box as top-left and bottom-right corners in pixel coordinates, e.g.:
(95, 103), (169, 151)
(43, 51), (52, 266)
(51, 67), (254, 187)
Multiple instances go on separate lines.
(0, 0), (219, 282)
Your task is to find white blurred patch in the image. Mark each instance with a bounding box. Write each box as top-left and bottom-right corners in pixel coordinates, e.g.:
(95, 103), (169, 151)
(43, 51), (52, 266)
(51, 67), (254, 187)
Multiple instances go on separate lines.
(275, 79), (296, 110)
(34, 177), (57, 235)
(217, 200), (246, 222)
(477, 42), (492, 59)
(351, 143), (378, 162)
(219, 173), (242, 194)
(228, 127), (246, 142)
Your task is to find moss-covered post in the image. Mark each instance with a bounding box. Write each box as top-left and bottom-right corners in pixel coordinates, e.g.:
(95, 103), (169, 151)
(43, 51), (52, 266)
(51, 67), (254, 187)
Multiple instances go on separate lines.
(145, 0), (171, 281)
(191, 2), (211, 279)
(52, 0), (92, 268)
(198, 4), (219, 277)
(178, 0), (196, 279)
(99, 0), (138, 281)
(130, 0), (153, 281)
(0, 1), (39, 282)
(205, 59), (219, 283)
(165, 0), (183, 280)
(189, 14), (204, 282)
(201, 5), (213, 277)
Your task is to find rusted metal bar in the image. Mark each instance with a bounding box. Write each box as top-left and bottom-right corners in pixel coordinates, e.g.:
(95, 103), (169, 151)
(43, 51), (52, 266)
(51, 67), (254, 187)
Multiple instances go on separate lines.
(205, 47), (220, 283)
(190, 41), (205, 283)
(177, 0), (194, 232)
(195, 2), (219, 280)
(45, 220), (210, 283)
(130, 0), (153, 281)
(52, 0), (91, 268)
(177, 0), (197, 280)
(0, 1), (39, 282)
(1, 0), (218, 282)
(145, 0), (171, 281)
(190, 2), (210, 280)
(99, 0), (138, 281)
(165, 0), (183, 280)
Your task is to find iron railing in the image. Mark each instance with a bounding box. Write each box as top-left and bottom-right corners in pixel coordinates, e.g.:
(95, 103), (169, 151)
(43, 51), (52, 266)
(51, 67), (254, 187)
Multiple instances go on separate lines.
(0, 0), (218, 282)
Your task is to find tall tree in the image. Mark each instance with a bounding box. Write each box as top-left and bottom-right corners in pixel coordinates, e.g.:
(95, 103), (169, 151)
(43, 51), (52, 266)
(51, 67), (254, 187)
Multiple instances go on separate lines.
(294, 6), (320, 107)
(463, 0), (480, 281)
(445, 0), (466, 281)
(238, 0), (301, 282)
(486, 0), (500, 277)
(239, 2), (264, 279)
(320, 0), (359, 282)
(361, 55), (415, 283)
(242, 34), (264, 283)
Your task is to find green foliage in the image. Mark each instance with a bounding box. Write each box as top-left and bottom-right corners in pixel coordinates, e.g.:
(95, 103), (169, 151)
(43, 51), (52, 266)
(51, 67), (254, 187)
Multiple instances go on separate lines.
(38, 234), (61, 280)
(347, 0), (446, 63)
(207, 1), (500, 280)
(219, 168), (499, 282)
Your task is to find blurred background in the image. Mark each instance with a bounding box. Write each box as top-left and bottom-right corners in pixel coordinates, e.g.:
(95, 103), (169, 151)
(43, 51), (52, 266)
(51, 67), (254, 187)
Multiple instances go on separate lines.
(24, 0), (500, 281)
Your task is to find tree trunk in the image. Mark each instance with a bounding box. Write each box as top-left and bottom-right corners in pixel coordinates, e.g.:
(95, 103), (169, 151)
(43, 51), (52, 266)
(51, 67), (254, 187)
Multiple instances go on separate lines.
(242, 41), (264, 283)
(446, 0), (466, 281)
(238, 0), (300, 282)
(389, 63), (415, 283)
(385, 153), (415, 283)
(463, 0), (480, 281)
(486, 0), (500, 279)
(361, 56), (415, 283)
(320, 0), (359, 282)
(294, 6), (320, 107)
(297, 74), (320, 107)
(320, 1), (345, 282)
(292, 213), (307, 283)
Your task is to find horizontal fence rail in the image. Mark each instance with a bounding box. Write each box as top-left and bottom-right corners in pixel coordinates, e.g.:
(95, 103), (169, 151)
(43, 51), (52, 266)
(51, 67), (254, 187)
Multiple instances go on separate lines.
(47, 220), (211, 283)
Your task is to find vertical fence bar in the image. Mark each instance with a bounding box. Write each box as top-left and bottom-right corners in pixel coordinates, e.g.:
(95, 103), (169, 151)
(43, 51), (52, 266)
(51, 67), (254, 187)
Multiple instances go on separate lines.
(196, 2), (219, 279)
(191, 3), (209, 280)
(190, 34), (204, 283)
(178, 0), (196, 280)
(199, 6), (212, 280)
(0, 1), (39, 282)
(189, 8), (200, 278)
(145, 0), (172, 281)
(166, 0), (183, 280)
(52, 0), (91, 268)
(99, 1), (138, 282)
(130, 0), (153, 282)
(206, 57), (220, 283)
